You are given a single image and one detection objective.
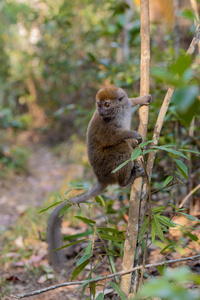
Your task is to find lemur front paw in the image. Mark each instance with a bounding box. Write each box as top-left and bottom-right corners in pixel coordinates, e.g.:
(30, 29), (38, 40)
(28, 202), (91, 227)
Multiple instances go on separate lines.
(142, 94), (152, 105)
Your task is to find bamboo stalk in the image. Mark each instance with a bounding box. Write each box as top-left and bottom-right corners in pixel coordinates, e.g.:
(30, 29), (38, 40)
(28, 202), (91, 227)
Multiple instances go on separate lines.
(120, 0), (150, 296)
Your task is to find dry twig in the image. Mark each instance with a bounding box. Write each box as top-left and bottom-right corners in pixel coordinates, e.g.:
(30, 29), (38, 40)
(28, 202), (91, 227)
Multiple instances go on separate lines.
(15, 255), (200, 299)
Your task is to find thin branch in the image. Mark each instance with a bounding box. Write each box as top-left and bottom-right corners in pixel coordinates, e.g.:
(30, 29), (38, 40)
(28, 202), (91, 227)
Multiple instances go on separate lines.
(120, 0), (150, 295)
(146, 25), (200, 181)
(15, 255), (200, 299)
(179, 183), (200, 208)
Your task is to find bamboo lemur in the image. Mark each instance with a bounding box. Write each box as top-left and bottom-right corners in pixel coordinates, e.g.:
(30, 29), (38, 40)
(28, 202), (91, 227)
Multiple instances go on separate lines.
(47, 86), (151, 269)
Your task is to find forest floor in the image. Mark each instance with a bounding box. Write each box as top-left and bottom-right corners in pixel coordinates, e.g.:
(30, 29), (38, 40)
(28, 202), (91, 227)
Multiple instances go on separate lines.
(0, 133), (94, 299)
(0, 132), (200, 300)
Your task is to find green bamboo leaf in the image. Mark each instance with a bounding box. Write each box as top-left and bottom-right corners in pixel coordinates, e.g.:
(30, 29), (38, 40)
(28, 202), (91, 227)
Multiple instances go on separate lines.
(64, 229), (94, 241)
(157, 265), (165, 275)
(80, 263), (100, 297)
(139, 140), (155, 148)
(99, 247), (121, 257)
(153, 215), (166, 242)
(75, 216), (96, 225)
(99, 233), (124, 243)
(51, 239), (87, 252)
(157, 215), (176, 228)
(179, 149), (200, 155)
(59, 204), (71, 217)
(174, 159), (188, 180)
(98, 227), (124, 235)
(37, 201), (63, 214)
(160, 241), (176, 254)
(131, 148), (142, 161)
(95, 195), (105, 206)
(184, 232), (198, 242)
(138, 216), (148, 242)
(177, 177), (186, 185)
(75, 276), (101, 291)
(163, 175), (173, 187)
(153, 146), (189, 160)
(89, 281), (96, 298)
(151, 219), (156, 243)
(71, 259), (90, 281)
(112, 159), (131, 173)
(169, 203), (179, 211)
(109, 282), (127, 300)
(77, 254), (93, 266)
(142, 149), (155, 155)
(175, 171), (184, 179)
(151, 206), (166, 213)
(96, 293), (104, 300)
(178, 212), (197, 221)
(181, 244), (200, 255)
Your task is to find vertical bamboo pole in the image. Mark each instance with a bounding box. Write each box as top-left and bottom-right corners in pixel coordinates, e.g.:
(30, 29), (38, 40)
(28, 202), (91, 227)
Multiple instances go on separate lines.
(120, 0), (150, 296)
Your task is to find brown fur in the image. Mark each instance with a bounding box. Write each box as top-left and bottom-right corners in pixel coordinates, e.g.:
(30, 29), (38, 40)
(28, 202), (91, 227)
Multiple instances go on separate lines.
(47, 87), (152, 270)
(96, 86), (119, 102)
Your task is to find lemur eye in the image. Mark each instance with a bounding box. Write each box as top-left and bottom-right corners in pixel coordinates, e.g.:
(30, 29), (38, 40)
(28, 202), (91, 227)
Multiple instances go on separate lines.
(104, 102), (110, 108)
(119, 96), (124, 101)
(97, 102), (101, 107)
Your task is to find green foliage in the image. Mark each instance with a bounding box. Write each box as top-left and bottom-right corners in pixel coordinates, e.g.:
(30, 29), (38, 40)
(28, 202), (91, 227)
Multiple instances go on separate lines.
(134, 267), (200, 300)
(110, 282), (127, 300)
(0, 145), (29, 174)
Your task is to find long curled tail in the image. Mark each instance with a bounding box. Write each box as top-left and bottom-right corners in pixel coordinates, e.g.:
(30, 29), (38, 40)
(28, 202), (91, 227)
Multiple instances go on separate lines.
(47, 182), (107, 270)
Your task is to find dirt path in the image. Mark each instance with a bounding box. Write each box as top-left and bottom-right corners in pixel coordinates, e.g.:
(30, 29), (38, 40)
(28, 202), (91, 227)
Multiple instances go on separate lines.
(0, 143), (87, 299)
(0, 145), (69, 230)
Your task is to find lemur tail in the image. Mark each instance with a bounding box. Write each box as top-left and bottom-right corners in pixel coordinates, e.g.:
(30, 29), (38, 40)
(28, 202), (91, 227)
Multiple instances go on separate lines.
(47, 182), (107, 270)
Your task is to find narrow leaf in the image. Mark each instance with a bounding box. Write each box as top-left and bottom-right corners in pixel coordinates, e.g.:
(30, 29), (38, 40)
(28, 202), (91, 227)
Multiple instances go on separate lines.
(142, 149), (155, 155)
(77, 254), (93, 266)
(151, 206), (166, 213)
(89, 281), (96, 298)
(99, 233), (124, 243)
(37, 201), (63, 214)
(131, 148), (142, 161)
(51, 239), (87, 252)
(157, 265), (165, 275)
(178, 212), (197, 221)
(95, 195), (105, 206)
(153, 215), (166, 242)
(75, 216), (96, 225)
(163, 175), (173, 187)
(179, 149), (200, 155)
(139, 216), (148, 242)
(71, 259), (90, 281)
(181, 244), (200, 255)
(184, 232), (198, 242)
(63, 229), (94, 241)
(174, 159), (188, 180)
(109, 282), (127, 300)
(139, 140), (155, 148)
(151, 219), (156, 243)
(59, 204), (71, 217)
(169, 203), (179, 211)
(75, 276), (101, 291)
(99, 247), (121, 257)
(112, 159), (131, 173)
(96, 293), (104, 300)
(157, 215), (176, 228)
(153, 146), (189, 160)
(160, 241), (176, 254)
(98, 227), (124, 235)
